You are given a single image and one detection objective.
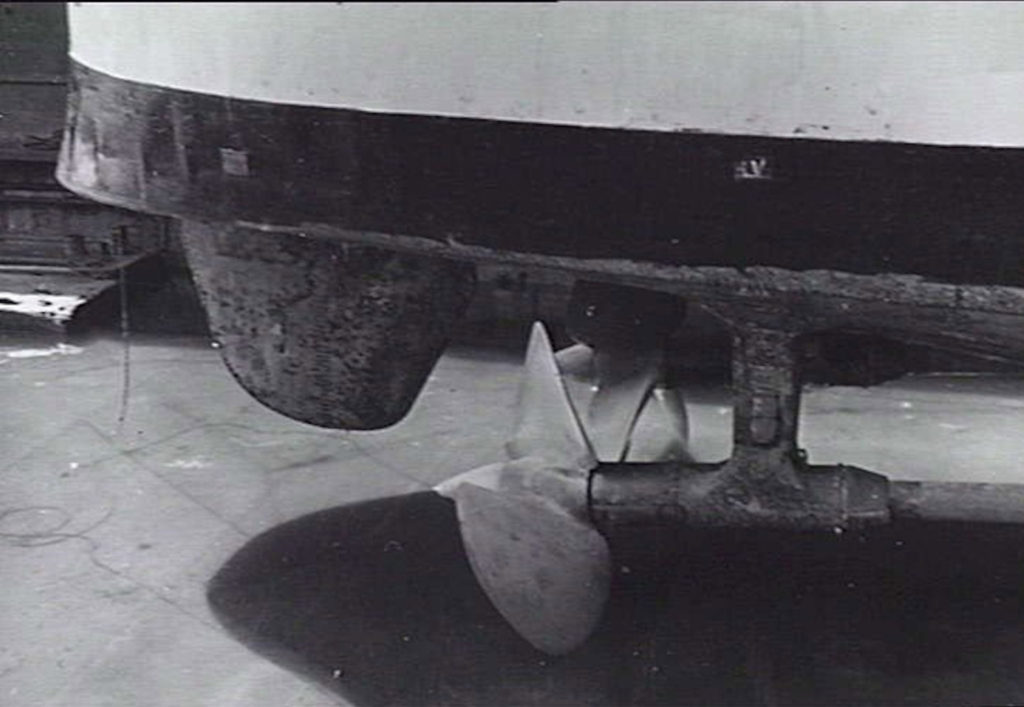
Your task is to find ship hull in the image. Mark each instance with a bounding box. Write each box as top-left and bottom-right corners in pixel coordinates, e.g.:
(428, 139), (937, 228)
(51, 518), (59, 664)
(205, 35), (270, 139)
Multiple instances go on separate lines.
(60, 60), (1024, 287)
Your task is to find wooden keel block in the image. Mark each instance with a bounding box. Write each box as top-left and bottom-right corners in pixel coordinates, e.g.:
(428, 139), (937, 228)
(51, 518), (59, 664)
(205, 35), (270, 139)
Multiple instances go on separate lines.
(180, 221), (476, 430)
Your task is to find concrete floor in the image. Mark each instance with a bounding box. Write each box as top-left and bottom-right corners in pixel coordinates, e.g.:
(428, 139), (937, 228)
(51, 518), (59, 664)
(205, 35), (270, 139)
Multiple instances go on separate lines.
(4, 327), (1024, 706)
(0, 329), (525, 706)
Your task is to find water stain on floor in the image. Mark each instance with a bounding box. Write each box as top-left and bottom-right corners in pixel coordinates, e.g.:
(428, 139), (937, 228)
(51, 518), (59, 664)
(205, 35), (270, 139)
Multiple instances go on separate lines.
(208, 491), (1024, 707)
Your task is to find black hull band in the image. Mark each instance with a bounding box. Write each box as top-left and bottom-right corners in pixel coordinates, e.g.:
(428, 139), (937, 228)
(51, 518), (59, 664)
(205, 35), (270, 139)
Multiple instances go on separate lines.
(58, 61), (1024, 287)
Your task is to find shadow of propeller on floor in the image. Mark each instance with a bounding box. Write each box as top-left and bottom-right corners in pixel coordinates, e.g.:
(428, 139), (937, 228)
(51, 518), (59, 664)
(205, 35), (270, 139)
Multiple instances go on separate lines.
(207, 491), (1024, 707)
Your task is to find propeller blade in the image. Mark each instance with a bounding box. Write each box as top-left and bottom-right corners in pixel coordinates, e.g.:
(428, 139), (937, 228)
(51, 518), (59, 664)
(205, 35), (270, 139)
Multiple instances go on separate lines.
(553, 342), (596, 378)
(451, 482), (612, 655)
(626, 386), (692, 463)
(506, 322), (597, 471)
(586, 348), (663, 462)
(556, 342), (691, 463)
(436, 322), (611, 654)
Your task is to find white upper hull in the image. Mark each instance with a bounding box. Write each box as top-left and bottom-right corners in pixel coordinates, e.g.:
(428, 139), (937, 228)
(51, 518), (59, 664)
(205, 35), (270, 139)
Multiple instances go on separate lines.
(68, 1), (1024, 148)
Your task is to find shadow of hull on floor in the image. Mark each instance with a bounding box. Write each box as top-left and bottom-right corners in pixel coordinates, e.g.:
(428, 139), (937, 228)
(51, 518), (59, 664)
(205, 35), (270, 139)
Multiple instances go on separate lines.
(208, 491), (1024, 707)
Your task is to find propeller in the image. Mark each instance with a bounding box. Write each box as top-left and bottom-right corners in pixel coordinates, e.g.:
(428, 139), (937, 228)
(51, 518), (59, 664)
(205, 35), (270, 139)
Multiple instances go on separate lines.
(436, 322), (684, 654)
